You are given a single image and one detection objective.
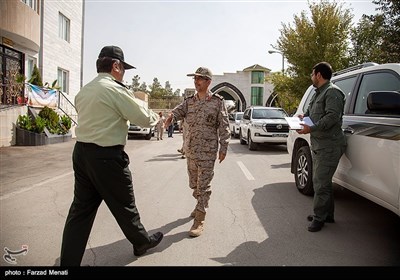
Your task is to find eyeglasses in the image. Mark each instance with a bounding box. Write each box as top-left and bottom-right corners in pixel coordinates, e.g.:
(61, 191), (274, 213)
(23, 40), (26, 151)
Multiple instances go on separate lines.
(193, 76), (209, 81)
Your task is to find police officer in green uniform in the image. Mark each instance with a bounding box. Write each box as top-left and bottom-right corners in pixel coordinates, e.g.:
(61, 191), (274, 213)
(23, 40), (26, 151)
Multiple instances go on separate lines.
(60, 46), (163, 266)
(297, 62), (346, 232)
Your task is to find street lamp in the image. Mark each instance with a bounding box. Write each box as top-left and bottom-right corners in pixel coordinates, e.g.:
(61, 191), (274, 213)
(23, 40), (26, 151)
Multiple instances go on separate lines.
(268, 50), (284, 74)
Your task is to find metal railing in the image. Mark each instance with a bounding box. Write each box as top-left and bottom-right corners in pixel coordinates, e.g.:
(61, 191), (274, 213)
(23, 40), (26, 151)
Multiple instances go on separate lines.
(57, 91), (77, 125)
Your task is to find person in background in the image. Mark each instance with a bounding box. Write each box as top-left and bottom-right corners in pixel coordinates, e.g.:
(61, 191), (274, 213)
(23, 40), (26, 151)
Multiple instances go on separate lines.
(167, 112), (174, 138)
(156, 111), (165, 140)
(60, 45), (163, 266)
(297, 61), (347, 233)
(165, 67), (230, 237)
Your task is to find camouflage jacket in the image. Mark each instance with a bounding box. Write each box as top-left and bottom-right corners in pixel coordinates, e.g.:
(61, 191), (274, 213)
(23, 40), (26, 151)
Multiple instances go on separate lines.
(172, 91), (230, 160)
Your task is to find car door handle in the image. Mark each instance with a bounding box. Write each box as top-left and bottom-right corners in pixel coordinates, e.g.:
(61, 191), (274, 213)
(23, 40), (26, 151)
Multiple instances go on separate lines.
(343, 127), (354, 134)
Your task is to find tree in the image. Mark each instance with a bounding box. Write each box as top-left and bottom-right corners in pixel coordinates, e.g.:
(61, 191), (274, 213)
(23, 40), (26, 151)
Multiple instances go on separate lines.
(375, 0), (400, 61)
(272, 0), (353, 105)
(28, 64), (43, 86)
(131, 75), (141, 92)
(148, 78), (164, 98)
(164, 81), (173, 96)
(349, 14), (385, 65)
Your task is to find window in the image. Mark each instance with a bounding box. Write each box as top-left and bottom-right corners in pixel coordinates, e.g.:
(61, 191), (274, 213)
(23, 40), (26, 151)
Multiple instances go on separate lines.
(251, 87), (263, 106)
(26, 57), (36, 81)
(57, 68), (69, 93)
(59, 13), (70, 42)
(354, 72), (400, 115)
(251, 71), (264, 84)
(333, 75), (357, 109)
(21, 0), (38, 12)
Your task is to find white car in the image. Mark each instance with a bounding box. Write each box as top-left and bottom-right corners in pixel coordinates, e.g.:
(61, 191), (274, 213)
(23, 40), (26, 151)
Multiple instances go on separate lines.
(128, 123), (154, 140)
(229, 112), (244, 138)
(287, 62), (400, 217)
(239, 106), (289, 150)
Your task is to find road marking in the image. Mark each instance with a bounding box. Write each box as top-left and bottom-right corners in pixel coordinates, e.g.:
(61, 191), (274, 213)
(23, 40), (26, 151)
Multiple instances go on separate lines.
(0, 171), (73, 201)
(237, 161), (255, 180)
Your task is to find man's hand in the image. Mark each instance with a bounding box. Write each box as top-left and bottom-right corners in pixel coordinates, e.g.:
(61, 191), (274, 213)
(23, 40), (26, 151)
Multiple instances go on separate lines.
(164, 114), (173, 128)
(218, 151), (226, 163)
(297, 124), (311, 134)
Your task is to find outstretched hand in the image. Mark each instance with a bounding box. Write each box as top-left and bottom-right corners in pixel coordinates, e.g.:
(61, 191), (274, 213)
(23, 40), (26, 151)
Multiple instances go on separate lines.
(164, 114), (173, 128)
(218, 151), (226, 163)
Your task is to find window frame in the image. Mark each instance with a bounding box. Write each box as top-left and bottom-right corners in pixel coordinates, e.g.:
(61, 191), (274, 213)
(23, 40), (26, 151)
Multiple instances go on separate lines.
(58, 12), (70, 42)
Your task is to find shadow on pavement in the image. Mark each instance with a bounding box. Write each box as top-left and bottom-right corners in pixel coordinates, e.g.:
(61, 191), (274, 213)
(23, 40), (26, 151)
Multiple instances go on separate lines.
(53, 216), (192, 266)
(211, 182), (400, 266)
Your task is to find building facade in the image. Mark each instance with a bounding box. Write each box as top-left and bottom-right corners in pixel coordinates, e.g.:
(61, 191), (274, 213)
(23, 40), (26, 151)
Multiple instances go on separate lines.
(185, 64), (274, 112)
(0, 0), (84, 146)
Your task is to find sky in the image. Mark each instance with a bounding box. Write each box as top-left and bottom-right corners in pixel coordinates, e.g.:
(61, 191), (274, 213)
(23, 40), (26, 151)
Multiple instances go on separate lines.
(83, 0), (378, 92)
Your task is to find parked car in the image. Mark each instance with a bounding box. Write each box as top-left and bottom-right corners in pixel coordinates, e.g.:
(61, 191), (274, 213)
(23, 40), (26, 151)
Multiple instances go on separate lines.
(239, 106), (289, 150)
(128, 123), (154, 140)
(287, 62), (400, 217)
(229, 112), (244, 138)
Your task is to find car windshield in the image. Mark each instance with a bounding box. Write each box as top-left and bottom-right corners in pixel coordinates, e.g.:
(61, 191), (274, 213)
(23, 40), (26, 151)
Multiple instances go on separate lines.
(252, 109), (287, 119)
(235, 113), (243, 120)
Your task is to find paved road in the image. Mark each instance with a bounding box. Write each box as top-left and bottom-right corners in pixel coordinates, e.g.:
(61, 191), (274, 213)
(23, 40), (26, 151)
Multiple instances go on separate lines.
(1, 133), (399, 269)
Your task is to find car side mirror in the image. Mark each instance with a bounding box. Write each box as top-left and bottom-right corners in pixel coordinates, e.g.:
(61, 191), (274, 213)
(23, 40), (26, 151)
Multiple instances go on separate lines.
(367, 91), (400, 114)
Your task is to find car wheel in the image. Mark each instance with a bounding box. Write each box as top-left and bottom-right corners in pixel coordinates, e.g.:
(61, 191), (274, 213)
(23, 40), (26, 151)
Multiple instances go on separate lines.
(144, 130), (152, 140)
(248, 132), (257, 151)
(239, 129), (246, 145)
(294, 146), (314, 196)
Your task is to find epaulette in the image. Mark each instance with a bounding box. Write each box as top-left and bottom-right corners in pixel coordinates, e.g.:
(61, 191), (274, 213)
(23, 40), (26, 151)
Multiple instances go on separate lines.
(212, 93), (224, 100)
(113, 80), (128, 88)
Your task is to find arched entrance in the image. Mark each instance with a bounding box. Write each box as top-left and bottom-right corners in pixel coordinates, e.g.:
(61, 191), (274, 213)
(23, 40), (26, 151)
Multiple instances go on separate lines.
(211, 82), (246, 112)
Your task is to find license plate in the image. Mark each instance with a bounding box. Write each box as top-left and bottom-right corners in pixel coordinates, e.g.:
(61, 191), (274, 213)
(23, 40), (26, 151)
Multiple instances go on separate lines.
(272, 134), (287, 137)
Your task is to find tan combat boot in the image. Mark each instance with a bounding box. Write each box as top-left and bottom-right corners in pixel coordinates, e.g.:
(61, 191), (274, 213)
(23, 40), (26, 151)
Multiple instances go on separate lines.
(190, 206), (197, 218)
(189, 210), (206, 237)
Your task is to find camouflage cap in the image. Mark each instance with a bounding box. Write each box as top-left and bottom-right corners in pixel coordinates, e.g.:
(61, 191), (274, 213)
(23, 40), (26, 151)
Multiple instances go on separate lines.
(187, 67), (213, 80)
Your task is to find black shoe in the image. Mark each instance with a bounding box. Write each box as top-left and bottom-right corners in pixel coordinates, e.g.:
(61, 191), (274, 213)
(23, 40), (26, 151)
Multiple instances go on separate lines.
(308, 220), (324, 232)
(133, 232), (163, 257)
(307, 214), (335, 223)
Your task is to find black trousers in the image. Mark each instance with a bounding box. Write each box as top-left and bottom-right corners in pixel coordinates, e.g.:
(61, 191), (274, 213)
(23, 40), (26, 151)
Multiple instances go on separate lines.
(60, 142), (150, 266)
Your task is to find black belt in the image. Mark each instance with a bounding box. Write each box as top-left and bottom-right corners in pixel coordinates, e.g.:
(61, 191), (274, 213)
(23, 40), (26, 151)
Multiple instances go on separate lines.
(77, 141), (124, 151)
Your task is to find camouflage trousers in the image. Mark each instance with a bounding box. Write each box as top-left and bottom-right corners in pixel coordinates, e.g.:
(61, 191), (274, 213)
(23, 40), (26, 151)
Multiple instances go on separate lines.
(187, 158), (215, 213)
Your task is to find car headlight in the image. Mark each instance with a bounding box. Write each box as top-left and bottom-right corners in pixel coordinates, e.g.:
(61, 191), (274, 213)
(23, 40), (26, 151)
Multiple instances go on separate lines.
(252, 123), (263, 128)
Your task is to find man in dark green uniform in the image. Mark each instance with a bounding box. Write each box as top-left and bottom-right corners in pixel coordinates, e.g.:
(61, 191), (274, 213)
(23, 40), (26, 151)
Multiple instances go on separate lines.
(297, 62), (346, 232)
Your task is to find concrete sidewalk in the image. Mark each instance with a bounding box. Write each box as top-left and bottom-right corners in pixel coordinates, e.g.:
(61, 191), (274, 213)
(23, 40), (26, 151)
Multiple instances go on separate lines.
(0, 140), (76, 266)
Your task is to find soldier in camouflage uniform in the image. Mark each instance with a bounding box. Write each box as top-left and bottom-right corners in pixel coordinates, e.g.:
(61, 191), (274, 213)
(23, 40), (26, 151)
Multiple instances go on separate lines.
(165, 67), (230, 237)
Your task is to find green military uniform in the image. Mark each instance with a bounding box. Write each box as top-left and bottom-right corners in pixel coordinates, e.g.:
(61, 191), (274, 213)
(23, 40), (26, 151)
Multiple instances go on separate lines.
(305, 81), (346, 222)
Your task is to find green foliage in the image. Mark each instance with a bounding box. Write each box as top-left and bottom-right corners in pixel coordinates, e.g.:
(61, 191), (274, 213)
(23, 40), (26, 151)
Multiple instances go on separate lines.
(278, 1), (352, 94)
(60, 115), (72, 134)
(350, 0), (400, 63)
(349, 14), (385, 65)
(267, 73), (300, 115)
(17, 114), (45, 134)
(38, 106), (60, 131)
(16, 106), (72, 135)
(44, 79), (61, 90)
(28, 64), (43, 87)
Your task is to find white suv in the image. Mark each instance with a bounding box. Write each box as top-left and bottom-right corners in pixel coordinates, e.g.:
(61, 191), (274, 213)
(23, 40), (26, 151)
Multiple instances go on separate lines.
(239, 106), (289, 150)
(287, 63), (400, 217)
(229, 112), (244, 138)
